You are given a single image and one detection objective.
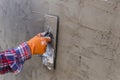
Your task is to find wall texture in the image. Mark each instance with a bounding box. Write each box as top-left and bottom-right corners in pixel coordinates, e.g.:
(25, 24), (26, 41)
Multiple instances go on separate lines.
(1, 0), (120, 80)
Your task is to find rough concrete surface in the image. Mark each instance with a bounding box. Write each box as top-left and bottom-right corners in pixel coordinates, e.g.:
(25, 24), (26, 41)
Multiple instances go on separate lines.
(0, 0), (120, 80)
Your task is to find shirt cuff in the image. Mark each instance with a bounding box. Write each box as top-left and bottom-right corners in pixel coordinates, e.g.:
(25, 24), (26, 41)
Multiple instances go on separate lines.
(15, 42), (32, 61)
(9, 42), (32, 74)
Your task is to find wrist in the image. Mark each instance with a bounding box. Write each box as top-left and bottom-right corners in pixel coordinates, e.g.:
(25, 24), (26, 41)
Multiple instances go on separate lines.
(27, 42), (34, 55)
(14, 42), (32, 60)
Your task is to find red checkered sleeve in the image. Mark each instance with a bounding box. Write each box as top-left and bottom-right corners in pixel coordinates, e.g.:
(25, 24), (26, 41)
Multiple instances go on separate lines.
(0, 42), (32, 74)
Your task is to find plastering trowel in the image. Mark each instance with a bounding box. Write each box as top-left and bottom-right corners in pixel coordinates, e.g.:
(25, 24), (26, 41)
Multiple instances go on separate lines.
(41, 14), (59, 70)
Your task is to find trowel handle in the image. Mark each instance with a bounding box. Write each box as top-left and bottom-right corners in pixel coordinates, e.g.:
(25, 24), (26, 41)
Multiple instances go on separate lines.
(44, 31), (54, 39)
(44, 31), (49, 36)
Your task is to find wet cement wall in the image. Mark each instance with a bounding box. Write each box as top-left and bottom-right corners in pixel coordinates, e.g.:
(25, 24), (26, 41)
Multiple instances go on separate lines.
(1, 0), (120, 80)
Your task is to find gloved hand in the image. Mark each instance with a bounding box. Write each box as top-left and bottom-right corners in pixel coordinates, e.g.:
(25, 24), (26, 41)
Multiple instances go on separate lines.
(27, 32), (51, 55)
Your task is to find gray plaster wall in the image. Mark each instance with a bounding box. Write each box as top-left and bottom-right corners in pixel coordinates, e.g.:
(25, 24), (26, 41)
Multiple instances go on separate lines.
(1, 0), (120, 80)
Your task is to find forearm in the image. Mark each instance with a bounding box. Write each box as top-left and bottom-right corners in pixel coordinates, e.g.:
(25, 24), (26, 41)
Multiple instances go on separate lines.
(0, 42), (32, 74)
(0, 32), (50, 75)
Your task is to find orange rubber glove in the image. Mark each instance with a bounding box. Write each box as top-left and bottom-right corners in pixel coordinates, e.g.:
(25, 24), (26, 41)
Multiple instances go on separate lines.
(27, 33), (51, 55)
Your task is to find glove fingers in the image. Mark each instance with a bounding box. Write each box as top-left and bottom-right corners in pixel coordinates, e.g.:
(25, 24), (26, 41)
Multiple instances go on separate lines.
(36, 33), (41, 37)
(36, 32), (49, 37)
(44, 37), (51, 42)
(35, 34), (51, 42)
(40, 32), (48, 36)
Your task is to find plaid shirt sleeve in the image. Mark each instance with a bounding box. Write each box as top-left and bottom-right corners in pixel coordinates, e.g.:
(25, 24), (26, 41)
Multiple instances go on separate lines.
(0, 42), (32, 74)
